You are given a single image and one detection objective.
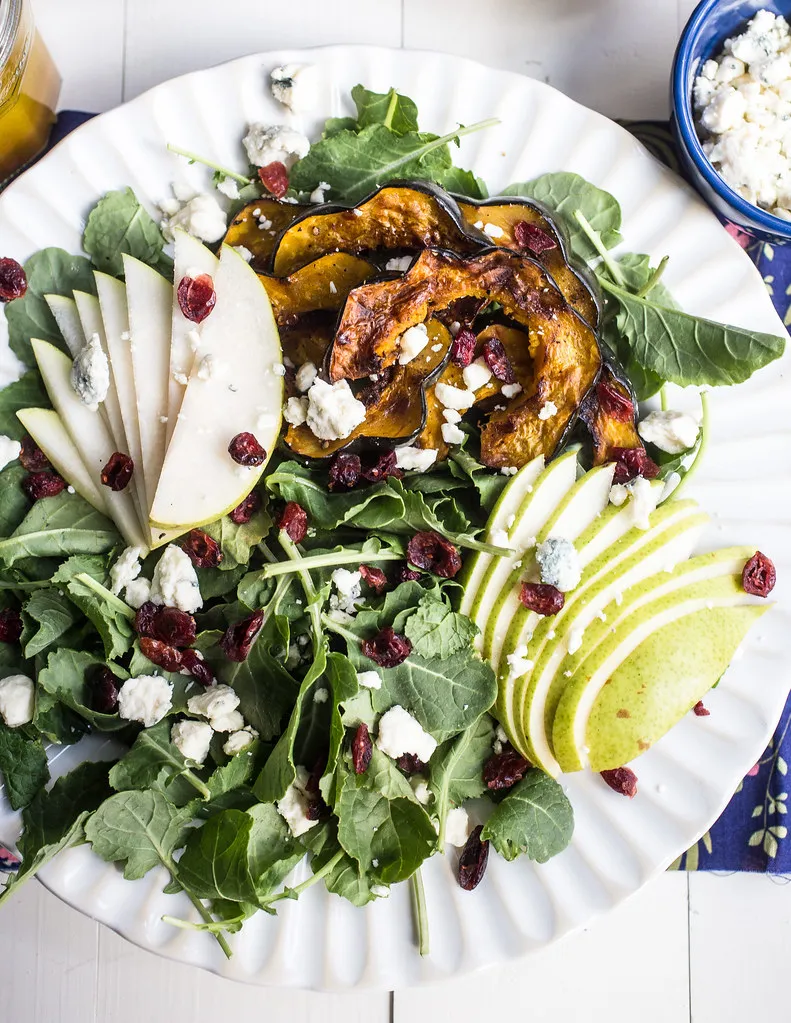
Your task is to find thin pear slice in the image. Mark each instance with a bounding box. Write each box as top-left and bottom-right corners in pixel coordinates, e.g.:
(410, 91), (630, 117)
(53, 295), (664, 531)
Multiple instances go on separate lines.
(123, 255), (172, 508)
(150, 245), (283, 531)
(552, 552), (761, 772)
(517, 502), (709, 774)
(73, 290), (128, 456)
(31, 339), (148, 550)
(45, 294), (85, 357)
(167, 230), (220, 445)
(587, 601), (767, 770)
(16, 407), (110, 514)
(458, 454), (545, 616)
(94, 271), (148, 518)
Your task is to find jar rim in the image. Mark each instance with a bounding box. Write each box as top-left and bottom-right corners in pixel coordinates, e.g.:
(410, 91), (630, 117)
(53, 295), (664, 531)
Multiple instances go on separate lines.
(0, 0), (24, 70)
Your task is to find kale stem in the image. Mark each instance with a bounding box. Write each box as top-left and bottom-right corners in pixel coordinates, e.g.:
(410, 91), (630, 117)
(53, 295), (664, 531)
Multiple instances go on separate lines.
(181, 768), (212, 801)
(573, 210), (626, 288)
(410, 869), (430, 957)
(258, 540), (278, 564)
(72, 573), (135, 620)
(277, 530), (323, 642)
(259, 849), (346, 909)
(321, 612), (361, 646)
(0, 580), (49, 591)
(383, 88), (398, 130)
(261, 549), (401, 579)
(161, 912), (245, 935)
(670, 391), (709, 500)
(166, 144), (253, 185)
(169, 888), (234, 959)
(635, 255), (669, 298)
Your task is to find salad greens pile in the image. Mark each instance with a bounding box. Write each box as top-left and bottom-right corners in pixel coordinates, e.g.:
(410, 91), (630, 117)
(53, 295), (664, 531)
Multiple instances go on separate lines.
(0, 82), (784, 957)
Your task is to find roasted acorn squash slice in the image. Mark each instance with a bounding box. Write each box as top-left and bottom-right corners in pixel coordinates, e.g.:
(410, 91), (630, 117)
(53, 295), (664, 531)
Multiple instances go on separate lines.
(272, 182), (479, 276)
(223, 199), (305, 267)
(577, 367), (644, 464)
(285, 320), (452, 460)
(260, 253), (377, 327)
(280, 321), (334, 372)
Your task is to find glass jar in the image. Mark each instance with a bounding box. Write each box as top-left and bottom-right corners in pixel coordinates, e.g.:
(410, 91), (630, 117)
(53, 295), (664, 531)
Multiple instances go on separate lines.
(0, 0), (61, 183)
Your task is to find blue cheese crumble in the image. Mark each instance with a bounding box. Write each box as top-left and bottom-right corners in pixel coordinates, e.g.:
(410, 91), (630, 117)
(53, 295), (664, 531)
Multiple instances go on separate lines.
(535, 536), (581, 592)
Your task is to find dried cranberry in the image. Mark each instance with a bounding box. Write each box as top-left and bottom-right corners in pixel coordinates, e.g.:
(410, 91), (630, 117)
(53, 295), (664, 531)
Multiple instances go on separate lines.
(229, 491), (262, 525)
(361, 627), (412, 668)
(597, 379), (634, 422)
(396, 752), (426, 775)
(133, 601), (159, 638)
(180, 528), (223, 569)
(610, 447), (660, 485)
(258, 161), (289, 198)
(177, 273), (216, 324)
(90, 666), (120, 714)
(228, 432), (266, 467)
(140, 637), (183, 672)
(693, 701), (710, 717)
(221, 609), (264, 662)
(21, 471), (66, 501)
(351, 723), (373, 774)
(482, 335), (516, 384)
(100, 452), (134, 491)
(458, 825), (489, 891)
(360, 564), (387, 594)
(18, 436), (49, 471)
(180, 648), (215, 687)
(361, 449), (402, 484)
(328, 451), (361, 491)
(450, 327), (477, 368)
(305, 797), (326, 821)
(406, 531), (462, 579)
(0, 608), (23, 644)
(134, 602), (196, 647)
(600, 767), (638, 798)
(513, 221), (557, 256)
(483, 749), (530, 790)
(278, 501), (308, 543)
(0, 258), (27, 302)
(742, 551), (776, 597)
(395, 562), (423, 583)
(519, 582), (565, 616)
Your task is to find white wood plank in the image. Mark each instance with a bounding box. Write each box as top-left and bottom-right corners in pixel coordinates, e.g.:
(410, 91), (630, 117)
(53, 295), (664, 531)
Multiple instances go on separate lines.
(29, 0), (125, 111)
(689, 872), (791, 1022)
(395, 872), (690, 1022)
(0, 882), (99, 1023)
(403, 0), (678, 120)
(95, 918), (391, 1022)
(122, 0), (402, 101)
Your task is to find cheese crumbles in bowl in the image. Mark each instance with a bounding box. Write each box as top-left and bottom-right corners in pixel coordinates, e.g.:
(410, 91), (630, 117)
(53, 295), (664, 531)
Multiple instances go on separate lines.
(672, 0), (791, 242)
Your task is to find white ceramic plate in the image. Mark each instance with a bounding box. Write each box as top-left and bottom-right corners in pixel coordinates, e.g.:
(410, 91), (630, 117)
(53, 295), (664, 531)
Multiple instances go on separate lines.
(0, 46), (789, 991)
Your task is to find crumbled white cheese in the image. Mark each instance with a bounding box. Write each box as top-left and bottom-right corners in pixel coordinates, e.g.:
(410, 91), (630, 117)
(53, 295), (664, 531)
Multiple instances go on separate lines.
(305, 378), (367, 441)
(118, 675), (173, 727)
(284, 396), (309, 427)
(0, 435), (21, 471)
(376, 705), (437, 763)
(329, 568), (362, 614)
(187, 684), (240, 727)
(210, 709), (245, 733)
(0, 674), (35, 728)
(493, 722), (509, 754)
(638, 410), (699, 454)
(506, 643), (534, 679)
(270, 63), (319, 113)
(276, 765), (320, 837)
(272, 362), (286, 377)
(609, 476), (658, 530)
(171, 719), (213, 764)
(483, 222), (505, 240)
(500, 465), (518, 476)
(385, 255), (413, 272)
(538, 400), (558, 420)
(357, 670), (382, 690)
(215, 176), (240, 200)
(535, 536), (581, 592)
(124, 578), (151, 609)
(462, 357), (493, 392)
(394, 445), (437, 471)
(110, 545), (143, 596)
(313, 687), (330, 705)
(223, 726), (259, 755)
(490, 528), (510, 547)
(435, 382), (476, 411)
(444, 807), (471, 847)
(567, 626), (585, 655)
(442, 408), (462, 425)
(233, 244), (254, 262)
(309, 181), (331, 203)
(410, 776), (433, 805)
(397, 323), (429, 365)
(441, 421), (465, 445)
(150, 545), (202, 613)
(371, 884), (390, 898)
(693, 10), (791, 216)
(242, 123), (310, 169)
(161, 192), (227, 243)
(70, 333), (109, 411)
(295, 361), (318, 392)
(501, 382), (523, 399)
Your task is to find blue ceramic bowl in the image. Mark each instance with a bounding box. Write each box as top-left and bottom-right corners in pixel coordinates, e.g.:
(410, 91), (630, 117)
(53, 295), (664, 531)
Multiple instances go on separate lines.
(672, 0), (791, 243)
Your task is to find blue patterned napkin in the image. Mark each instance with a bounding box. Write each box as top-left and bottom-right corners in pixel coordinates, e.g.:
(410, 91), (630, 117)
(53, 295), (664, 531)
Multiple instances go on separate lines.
(0, 112), (787, 875)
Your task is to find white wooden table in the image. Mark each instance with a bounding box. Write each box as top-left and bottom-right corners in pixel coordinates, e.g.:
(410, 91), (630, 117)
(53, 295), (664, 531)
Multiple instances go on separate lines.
(4, 1), (789, 1018)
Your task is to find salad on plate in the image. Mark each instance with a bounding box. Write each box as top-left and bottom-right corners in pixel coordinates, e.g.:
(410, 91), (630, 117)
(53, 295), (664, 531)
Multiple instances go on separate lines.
(0, 68), (783, 956)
